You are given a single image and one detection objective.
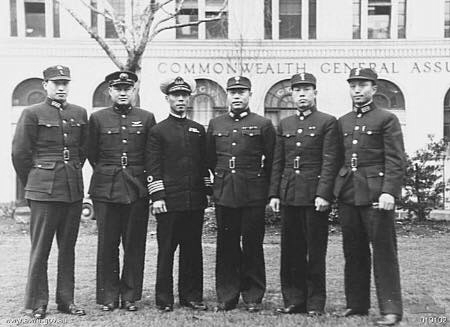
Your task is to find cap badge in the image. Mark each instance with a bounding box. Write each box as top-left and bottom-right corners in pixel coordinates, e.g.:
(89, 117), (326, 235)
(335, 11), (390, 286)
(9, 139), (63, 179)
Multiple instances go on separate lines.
(354, 68), (360, 76)
(234, 76), (240, 82)
(174, 77), (184, 84)
(300, 73), (305, 80)
(119, 73), (128, 80)
(57, 65), (63, 70)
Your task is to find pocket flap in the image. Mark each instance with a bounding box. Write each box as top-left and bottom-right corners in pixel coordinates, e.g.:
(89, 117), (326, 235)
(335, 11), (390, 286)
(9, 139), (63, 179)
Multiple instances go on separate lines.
(100, 127), (120, 134)
(213, 131), (229, 137)
(282, 130), (296, 138)
(38, 119), (60, 127)
(365, 166), (385, 177)
(129, 126), (145, 135)
(33, 161), (56, 169)
(364, 129), (381, 135)
(242, 129), (261, 136)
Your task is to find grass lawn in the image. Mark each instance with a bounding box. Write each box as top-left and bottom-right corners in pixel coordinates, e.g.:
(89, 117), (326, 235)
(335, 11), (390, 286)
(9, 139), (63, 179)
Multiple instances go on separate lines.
(0, 217), (449, 326)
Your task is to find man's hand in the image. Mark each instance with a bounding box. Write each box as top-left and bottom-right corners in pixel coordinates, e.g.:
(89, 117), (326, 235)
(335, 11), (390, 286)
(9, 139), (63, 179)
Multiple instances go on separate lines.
(315, 197), (330, 212)
(269, 198), (280, 213)
(151, 199), (167, 215)
(377, 193), (395, 211)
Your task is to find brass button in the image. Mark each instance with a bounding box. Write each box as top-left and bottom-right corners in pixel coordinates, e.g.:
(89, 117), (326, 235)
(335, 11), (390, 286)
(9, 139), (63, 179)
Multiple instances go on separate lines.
(107, 131), (112, 134)
(63, 133), (67, 137)
(354, 126), (360, 130)
(218, 133), (222, 136)
(300, 116), (304, 120)
(122, 114), (126, 118)
(232, 142), (237, 146)
(297, 129), (303, 133)
(379, 172), (384, 176)
(231, 170), (236, 173)
(352, 140), (358, 144)
(122, 126), (126, 130)
(122, 139), (127, 144)
(137, 131), (141, 134)
(296, 142), (301, 147)
(233, 129), (238, 132)
(357, 114), (362, 118)
(367, 131), (373, 135)
(295, 170), (300, 174)
(62, 119), (67, 124)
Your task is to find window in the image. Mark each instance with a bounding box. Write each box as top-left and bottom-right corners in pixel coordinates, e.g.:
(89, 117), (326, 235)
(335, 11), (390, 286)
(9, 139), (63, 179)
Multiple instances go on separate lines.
(205, 0), (228, 39)
(353, 0), (406, 39)
(105, 0), (125, 39)
(264, 79), (297, 126)
(25, 0), (46, 37)
(280, 0), (301, 39)
(176, 0), (199, 39)
(187, 79), (227, 126)
(9, 0), (60, 37)
(92, 81), (140, 110)
(445, 0), (450, 38)
(264, 0), (316, 40)
(444, 88), (450, 140)
(374, 79), (405, 125)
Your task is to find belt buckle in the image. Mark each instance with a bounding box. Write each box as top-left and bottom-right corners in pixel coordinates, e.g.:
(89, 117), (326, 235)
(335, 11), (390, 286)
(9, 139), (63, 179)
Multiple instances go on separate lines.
(121, 155), (128, 166)
(229, 157), (235, 169)
(351, 157), (358, 171)
(63, 149), (70, 161)
(294, 157), (300, 169)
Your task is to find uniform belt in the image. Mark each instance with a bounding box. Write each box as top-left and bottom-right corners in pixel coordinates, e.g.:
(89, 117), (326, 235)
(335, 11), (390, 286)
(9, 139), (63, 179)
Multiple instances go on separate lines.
(345, 160), (384, 169)
(34, 153), (80, 162)
(284, 162), (321, 169)
(216, 159), (262, 170)
(97, 157), (143, 166)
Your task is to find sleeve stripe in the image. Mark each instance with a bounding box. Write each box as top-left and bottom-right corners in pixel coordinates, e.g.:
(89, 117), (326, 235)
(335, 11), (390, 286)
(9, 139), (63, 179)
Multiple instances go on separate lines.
(148, 180), (165, 194)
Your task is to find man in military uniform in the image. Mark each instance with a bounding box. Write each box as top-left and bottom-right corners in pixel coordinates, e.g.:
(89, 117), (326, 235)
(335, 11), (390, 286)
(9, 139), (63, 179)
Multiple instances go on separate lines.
(206, 76), (276, 312)
(147, 77), (210, 312)
(88, 71), (156, 312)
(12, 65), (87, 319)
(334, 68), (405, 326)
(269, 73), (338, 315)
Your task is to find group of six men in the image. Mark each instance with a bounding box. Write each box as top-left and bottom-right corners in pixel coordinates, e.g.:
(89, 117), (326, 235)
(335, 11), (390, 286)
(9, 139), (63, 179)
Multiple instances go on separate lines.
(11, 64), (405, 326)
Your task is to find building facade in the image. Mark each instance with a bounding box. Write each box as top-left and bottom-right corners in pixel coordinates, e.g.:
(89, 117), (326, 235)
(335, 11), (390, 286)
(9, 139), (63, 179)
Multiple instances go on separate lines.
(1, 0), (450, 203)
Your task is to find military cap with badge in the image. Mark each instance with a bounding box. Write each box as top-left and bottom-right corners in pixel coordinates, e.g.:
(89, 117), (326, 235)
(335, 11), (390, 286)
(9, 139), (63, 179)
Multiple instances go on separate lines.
(160, 76), (196, 95)
(347, 68), (378, 83)
(43, 65), (71, 81)
(105, 71), (138, 86)
(290, 72), (317, 88)
(226, 76), (251, 90)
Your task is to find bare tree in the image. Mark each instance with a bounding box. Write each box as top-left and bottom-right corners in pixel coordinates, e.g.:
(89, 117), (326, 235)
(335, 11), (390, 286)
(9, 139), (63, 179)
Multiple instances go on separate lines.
(58, 0), (228, 90)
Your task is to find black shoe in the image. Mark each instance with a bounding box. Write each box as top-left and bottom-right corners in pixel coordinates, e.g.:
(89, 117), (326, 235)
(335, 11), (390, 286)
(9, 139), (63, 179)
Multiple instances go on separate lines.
(181, 301), (207, 311)
(57, 303), (86, 316)
(31, 305), (47, 319)
(375, 314), (401, 326)
(340, 308), (369, 317)
(214, 303), (235, 312)
(101, 303), (117, 312)
(276, 305), (305, 314)
(246, 303), (261, 313)
(121, 301), (137, 312)
(157, 305), (173, 312)
(307, 310), (324, 316)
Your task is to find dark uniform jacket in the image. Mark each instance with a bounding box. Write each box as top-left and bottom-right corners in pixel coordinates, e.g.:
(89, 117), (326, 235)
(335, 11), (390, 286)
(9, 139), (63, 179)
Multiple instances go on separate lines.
(146, 114), (209, 212)
(206, 110), (276, 208)
(12, 98), (88, 202)
(269, 108), (339, 206)
(88, 106), (156, 204)
(333, 102), (406, 205)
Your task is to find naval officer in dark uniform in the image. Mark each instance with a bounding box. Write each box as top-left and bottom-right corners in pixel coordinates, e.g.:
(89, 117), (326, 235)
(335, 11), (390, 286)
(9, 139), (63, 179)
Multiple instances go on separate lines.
(334, 68), (405, 326)
(147, 77), (209, 312)
(88, 71), (156, 312)
(269, 73), (338, 315)
(206, 76), (276, 312)
(12, 65), (87, 319)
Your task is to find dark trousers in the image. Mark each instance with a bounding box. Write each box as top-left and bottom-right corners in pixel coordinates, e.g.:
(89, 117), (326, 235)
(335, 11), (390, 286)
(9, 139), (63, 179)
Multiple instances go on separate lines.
(94, 198), (149, 305)
(155, 210), (204, 306)
(338, 203), (402, 317)
(25, 200), (82, 310)
(280, 206), (328, 311)
(215, 205), (266, 307)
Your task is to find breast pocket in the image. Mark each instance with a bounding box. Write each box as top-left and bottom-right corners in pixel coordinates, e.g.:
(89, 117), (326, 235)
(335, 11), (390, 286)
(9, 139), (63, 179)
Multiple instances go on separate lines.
(129, 126), (146, 147)
(213, 130), (230, 149)
(38, 119), (60, 143)
(100, 127), (120, 147)
(304, 131), (322, 148)
(366, 166), (384, 202)
(69, 120), (86, 142)
(25, 161), (57, 194)
(361, 129), (382, 149)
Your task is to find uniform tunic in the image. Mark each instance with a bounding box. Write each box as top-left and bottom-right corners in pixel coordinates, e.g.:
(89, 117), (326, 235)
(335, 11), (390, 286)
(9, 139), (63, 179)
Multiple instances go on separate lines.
(334, 102), (405, 317)
(147, 114), (209, 307)
(206, 110), (276, 307)
(12, 97), (88, 310)
(88, 105), (156, 305)
(269, 107), (338, 311)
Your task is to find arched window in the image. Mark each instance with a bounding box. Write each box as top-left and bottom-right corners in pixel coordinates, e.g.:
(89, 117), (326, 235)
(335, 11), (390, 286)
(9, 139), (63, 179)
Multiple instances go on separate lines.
(264, 79), (297, 126)
(187, 79), (227, 126)
(92, 81), (140, 109)
(12, 78), (46, 205)
(374, 79), (405, 125)
(443, 89), (450, 140)
(12, 78), (45, 106)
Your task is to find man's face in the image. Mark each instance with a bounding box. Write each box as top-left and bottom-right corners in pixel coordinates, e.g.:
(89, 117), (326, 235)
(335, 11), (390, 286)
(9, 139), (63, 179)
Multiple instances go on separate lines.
(227, 88), (251, 112)
(166, 91), (190, 115)
(43, 80), (69, 102)
(109, 84), (135, 106)
(348, 80), (377, 105)
(291, 84), (317, 110)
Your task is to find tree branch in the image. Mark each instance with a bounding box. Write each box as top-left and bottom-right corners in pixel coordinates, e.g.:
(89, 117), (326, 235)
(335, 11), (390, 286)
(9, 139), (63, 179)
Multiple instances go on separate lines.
(58, 0), (125, 70)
